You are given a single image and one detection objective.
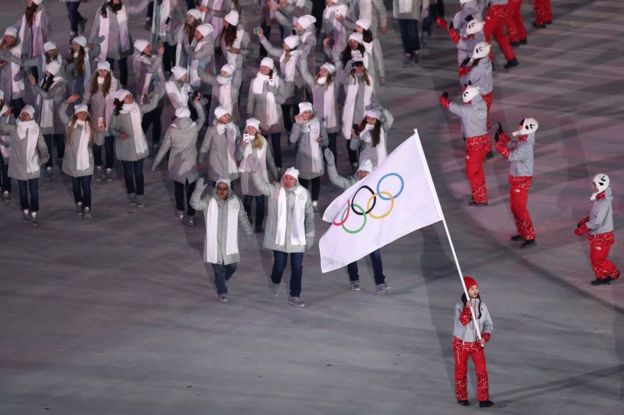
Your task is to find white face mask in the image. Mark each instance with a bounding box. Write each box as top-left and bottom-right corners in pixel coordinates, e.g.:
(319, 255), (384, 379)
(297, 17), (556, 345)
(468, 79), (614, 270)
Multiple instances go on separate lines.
(317, 76), (327, 85)
(216, 75), (232, 85)
(97, 77), (105, 85)
(364, 123), (374, 131)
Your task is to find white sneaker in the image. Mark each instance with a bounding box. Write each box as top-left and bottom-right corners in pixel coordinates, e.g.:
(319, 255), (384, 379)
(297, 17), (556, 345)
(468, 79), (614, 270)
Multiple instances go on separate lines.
(270, 283), (280, 297)
(350, 281), (361, 292)
(375, 283), (391, 295)
(176, 210), (184, 219)
(288, 296), (306, 308)
(75, 202), (83, 215)
(82, 207), (92, 221)
(218, 294), (228, 303)
(30, 212), (39, 227)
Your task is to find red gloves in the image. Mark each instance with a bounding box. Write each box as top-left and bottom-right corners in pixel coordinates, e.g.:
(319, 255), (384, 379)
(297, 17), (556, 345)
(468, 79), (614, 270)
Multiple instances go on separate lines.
(458, 65), (471, 78)
(578, 216), (590, 227)
(575, 217), (590, 236)
(459, 306), (472, 326)
(449, 29), (460, 44)
(435, 17), (448, 30)
(439, 93), (451, 110)
(482, 333), (491, 343)
(495, 140), (509, 159)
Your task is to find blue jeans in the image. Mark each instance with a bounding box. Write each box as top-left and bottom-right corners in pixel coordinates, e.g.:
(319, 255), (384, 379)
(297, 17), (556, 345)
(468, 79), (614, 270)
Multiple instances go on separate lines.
(121, 159), (144, 195)
(398, 19), (421, 54)
(243, 195), (266, 229)
(347, 249), (386, 285)
(271, 251), (304, 297)
(71, 175), (92, 208)
(65, 1), (85, 33)
(0, 155), (11, 193)
(209, 263), (238, 295)
(17, 178), (39, 211)
(43, 134), (65, 169)
(93, 136), (115, 169)
(174, 179), (197, 216)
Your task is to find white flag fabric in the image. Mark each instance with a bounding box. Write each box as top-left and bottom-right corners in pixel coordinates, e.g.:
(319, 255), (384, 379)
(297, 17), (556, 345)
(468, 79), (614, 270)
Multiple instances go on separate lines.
(319, 131), (444, 273)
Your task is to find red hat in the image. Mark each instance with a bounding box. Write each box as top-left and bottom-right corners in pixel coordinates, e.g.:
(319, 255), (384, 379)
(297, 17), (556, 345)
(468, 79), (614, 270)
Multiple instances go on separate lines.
(463, 276), (478, 289)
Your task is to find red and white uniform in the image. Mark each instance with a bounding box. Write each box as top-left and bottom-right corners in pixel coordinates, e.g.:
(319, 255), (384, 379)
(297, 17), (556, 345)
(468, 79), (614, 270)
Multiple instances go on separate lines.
(505, 0), (527, 44)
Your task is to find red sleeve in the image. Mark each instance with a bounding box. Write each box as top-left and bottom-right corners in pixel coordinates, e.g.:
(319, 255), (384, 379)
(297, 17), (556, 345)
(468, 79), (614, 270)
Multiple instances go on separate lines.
(449, 29), (460, 45)
(495, 140), (509, 159)
(457, 65), (471, 78)
(577, 216), (590, 227)
(482, 332), (491, 343)
(499, 131), (511, 144)
(575, 222), (589, 236)
(459, 306), (472, 326)
(438, 95), (450, 110)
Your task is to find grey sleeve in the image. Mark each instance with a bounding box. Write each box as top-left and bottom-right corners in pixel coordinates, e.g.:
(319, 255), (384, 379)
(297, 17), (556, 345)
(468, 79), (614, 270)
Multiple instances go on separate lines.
(238, 197), (254, 235)
(37, 131), (50, 164)
(141, 87), (165, 114)
(372, 0), (388, 28)
(126, 0), (151, 15)
(259, 37), (283, 58)
(327, 162), (352, 190)
(265, 142), (279, 180)
(152, 130), (172, 169)
(190, 186), (209, 212)
(58, 101), (70, 126)
(251, 171), (275, 197)
(448, 101), (468, 117)
(289, 123), (302, 144)
(304, 191), (315, 247)
(193, 100), (206, 130)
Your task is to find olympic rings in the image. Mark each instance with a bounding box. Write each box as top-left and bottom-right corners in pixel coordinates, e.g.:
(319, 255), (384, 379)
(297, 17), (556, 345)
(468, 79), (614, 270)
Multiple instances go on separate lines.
(366, 191), (394, 219)
(376, 173), (404, 201)
(333, 202), (350, 226)
(350, 185), (376, 216)
(341, 203), (367, 234)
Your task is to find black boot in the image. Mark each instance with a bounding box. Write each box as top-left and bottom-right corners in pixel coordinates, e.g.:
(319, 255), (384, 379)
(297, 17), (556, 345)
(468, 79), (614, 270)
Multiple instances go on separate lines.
(591, 278), (611, 285)
(521, 239), (536, 248)
(504, 58), (520, 69)
(457, 400), (470, 406)
(510, 235), (523, 241)
(479, 400), (495, 407)
(468, 201), (488, 207)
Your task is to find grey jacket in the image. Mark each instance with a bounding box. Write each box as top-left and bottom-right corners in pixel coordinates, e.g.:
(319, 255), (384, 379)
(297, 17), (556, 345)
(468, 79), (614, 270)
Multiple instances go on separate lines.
(190, 186), (253, 265)
(133, 53), (165, 105)
(349, 107), (394, 166)
(246, 75), (287, 134)
(289, 119), (329, 180)
(236, 136), (278, 197)
(149, 0), (185, 46)
(588, 188), (614, 235)
(199, 124), (241, 182)
(31, 78), (68, 135)
(452, 1), (483, 35)
(186, 37), (216, 93)
(393, 0), (423, 20)
(300, 64), (340, 134)
(16, 8), (50, 59)
(83, 75), (120, 145)
(152, 101), (205, 183)
(58, 102), (95, 177)
(200, 71), (242, 125)
(457, 32), (484, 66)
(448, 95), (488, 138)
(251, 173), (315, 253)
(0, 46), (25, 100)
(327, 162), (357, 190)
(0, 117), (49, 181)
(506, 133), (535, 177)
(453, 300), (493, 343)
(461, 57), (493, 94)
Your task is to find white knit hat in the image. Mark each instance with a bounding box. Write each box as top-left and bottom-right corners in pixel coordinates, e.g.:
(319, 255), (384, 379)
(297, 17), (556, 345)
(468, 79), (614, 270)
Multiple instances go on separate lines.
(296, 15), (316, 30)
(224, 10), (239, 26)
(283, 167), (299, 180)
(220, 63), (235, 76)
(196, 24), (214, 37)
(133, 39), (150, 53)
(298, 102), (313, 114)
(591, 173), (610, 201)
(245, 118), (261, 130)
(214, 106), (230, 119)
(44, 41), (57, 52)
(465, 20), (484, 35)
(357, 159), (373, 173)
(355, 18), (371, 30)
(32, 0), (43, 5)
(284, 35), (300, 50)
(46, 61), (61, 76)
(4, 27), (17, 38)
(74, 104), (89, 115)
(348, 32), (363, 44)
(366, 109), (381, 119)
(320, 62), (336, 74)
(20, 105), (35, 118)
(115, 89), (132, 101)
(462, 85), (480, 103)
(260, 57), (274, 70)
(96, 61), (111, 72)
(72, 36), (87, 48)
(175, 107), (191, 119)
(186, 8), (202, 21)
(171, 66), (188, 80)
(216, 178), (231, 187)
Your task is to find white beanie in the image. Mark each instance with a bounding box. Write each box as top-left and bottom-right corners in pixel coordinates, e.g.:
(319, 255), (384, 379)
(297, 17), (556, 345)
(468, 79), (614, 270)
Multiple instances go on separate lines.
(297, 15), (316, 30)
(357, 159), (373, 174)
(96, 61), (111, 72)
(260, 57), (274, 70)
(46, 61), (61, 76)
(44, 41), (57, 52)
(355, 18), (371, 30)
(72, 36), (87, 48)
(224, 10), (239, 26)
(348, 32), (363, 44)
(134, 39), (150, 53)
(283, 167), (299, 180)
(0, 90), (4, 101)
(33, 0), (43, 5)
(186, 8), (202, 21)
(21, 105), (35, 118)
(245, 118), (261, 130)
(214, 106), (230, 119)
(115, 89), (132, 101)
(74, 104), (89, 115)
(462, 85), (481, 103)
(175, 107), (191, 119)
(220, 63), (235, 76)
(366, 109), (381, 119)
(283, 35), (300, 50)
(216, 178), (231, 187)
(298, 102), (313, 114)
(196, 24), (214, 37)
(320, 62), (336, 74)
(171, 66), (188, 80)
(4, 27), (17, 38)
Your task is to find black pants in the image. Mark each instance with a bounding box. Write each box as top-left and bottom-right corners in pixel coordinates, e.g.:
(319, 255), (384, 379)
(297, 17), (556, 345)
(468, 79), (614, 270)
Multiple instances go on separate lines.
(299, 177), (320, 201)
(93, 136), (115, 169)
(281, 104), (294, 133)
(398, 19), (421, 54)
(269, 133), (282, 168)
(141, 106), (162, 146)
(0, 156), (11, 193)
(71, 175), (92, 208)
(43, 134), (65, 169)
(346, 139), (358, 166)
(121, 159), (144, 195)
(66, 1), (85, 33)
(107, 57), (128, 88)
(174, 179), (197, 216)
(17, 178), (39, 211)
(243, 195), (266, 227)
(347, 249), (385, 285)
(271, 251), (304, 297)
(422, 0), (446, 36)
(162, 43), (176, 74)
(327, 132), (338, 162)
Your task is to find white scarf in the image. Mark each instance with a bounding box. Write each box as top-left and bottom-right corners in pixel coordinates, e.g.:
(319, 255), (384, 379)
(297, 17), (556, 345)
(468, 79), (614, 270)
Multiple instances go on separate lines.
(399, 0), (414, 14)
(19, 10), (43, 57)
(303, 118), (323, 173)
(314, 80), (336, 129)
(38, 76), (62, 129)
(216, 123), (238, 174)
(101, 76), (119, 129)
(165, 80), (190, 109)
(275, 185), (307, 246)
(252, 73), (278, 127)
(216, 77), (233, 114)
(204, 195), (240, 263)
(121, 102), (148, 155)
(279, 50), (300, 83)
(74, 120), (91, 171)
(98, 4), (129, 62)
(342, 75), (373, 139)
(9, 44), (24, 96)
(16, 120), (40, 173)
(189, 39), (209, 87)
(152, 0), (171, 37)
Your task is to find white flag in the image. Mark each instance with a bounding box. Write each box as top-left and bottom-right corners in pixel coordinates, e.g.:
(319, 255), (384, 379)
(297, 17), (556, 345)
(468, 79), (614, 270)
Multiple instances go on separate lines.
(319, 131), (444, 273)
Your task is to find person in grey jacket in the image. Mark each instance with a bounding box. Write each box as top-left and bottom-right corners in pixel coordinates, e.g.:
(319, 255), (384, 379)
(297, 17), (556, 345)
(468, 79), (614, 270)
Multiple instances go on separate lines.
(190, 177), (253, 303)
(148, 0), (185, 73)
(0, 105), (49, 226)
(349, 106), (394, 168)
(289, 102), (329, 211)
(393, 0), (424, 65)
(575, 174), (621, 285)
(58, 97), (95, 220)
(16, 0), (51, 80)
(495, 119), (537, 248)
(199, 106), (241, 186)
(199, 63), (242, 125)
(152, 98), (205, 226)
(0, 97), (12, 201)
(19, 41), (67, 89)
(61, 0), (88, 40)
(324, 150), (391, 294)
(250, 164), (315, 308)
(460, 41), (493, 129)
(0, 27), (26, 113)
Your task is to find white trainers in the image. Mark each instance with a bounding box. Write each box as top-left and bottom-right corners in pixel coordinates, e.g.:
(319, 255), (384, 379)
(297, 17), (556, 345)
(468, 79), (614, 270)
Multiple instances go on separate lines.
(22, 209), (30, 223)
(136, 195), (145, 208)
(75, 202), (83, 215)
(106, 168), (113, 182)
(30, 212), (39, 227)
(176, 210), (184, 219)
(288, 296), (306, 308)
(375, 283), (391, 295)
(82, 207), (92, 221)
(218, 294), (228, 303)
(270, 283), (280, 297)
(350, 281), (361, 292)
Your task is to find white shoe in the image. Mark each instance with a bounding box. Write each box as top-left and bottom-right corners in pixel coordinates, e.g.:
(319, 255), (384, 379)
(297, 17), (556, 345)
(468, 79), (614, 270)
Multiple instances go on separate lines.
(288, 296), (306, 308)
(375, 283), (391, 295)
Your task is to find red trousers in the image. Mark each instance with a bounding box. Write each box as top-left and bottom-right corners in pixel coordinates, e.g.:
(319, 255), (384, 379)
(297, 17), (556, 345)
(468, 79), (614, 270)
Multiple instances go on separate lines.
(509, 176), (535, 240)
(465, 135), (489, 203)
(453, 338), (489, 401)
(588, 232), (621, 280)
(506, 0), (527, 43)
(484, 6), (517, 61)
(533, 0), (553, 25)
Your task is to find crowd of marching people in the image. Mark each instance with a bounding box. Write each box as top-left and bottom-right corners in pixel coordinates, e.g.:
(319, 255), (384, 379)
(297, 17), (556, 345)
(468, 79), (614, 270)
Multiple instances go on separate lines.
(0, 0), (618, 408)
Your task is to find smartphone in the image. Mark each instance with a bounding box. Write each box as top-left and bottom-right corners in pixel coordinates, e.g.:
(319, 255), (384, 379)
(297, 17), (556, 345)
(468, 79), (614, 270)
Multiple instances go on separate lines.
(268, 78), (275, 86)
(253, 26), (261, 35)
(243, 133), (253, 142)
(97, 117), (105, 129)
(165, 16), (171, 25)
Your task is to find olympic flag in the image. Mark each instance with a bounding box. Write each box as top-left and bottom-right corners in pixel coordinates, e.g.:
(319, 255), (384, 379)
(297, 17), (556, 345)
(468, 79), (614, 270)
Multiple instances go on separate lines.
(319, 130), (444, 273)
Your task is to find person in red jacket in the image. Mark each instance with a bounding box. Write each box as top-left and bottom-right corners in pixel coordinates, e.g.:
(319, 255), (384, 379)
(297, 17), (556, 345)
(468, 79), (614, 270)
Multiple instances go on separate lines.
(532, 0), (553, 28)
(484, 0), (519, 69)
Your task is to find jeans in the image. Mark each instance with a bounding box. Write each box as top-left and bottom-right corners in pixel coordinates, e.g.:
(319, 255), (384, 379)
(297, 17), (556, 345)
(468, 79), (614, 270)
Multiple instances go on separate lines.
(271, 250), (304, 297)
(71, 175), (92, 208)
(281, 104), (294, 133)
(121, 159), (145, 195)
(174, 179), (197, 216)
(298, 177), (320, 201)
(243, 195), (265, 228)
(209, 262), (238, 295)
(347, 249), (385, 285)
(43, 134), (65, 169)
(66, 1), (85, 33)
(17, 178), (39, 211)
(93, 136), (115, 169)
(0, 155), (11, 193)
(422, 0), (446, 36)
(269, 133), (282, 168)
(346, 139), (358, 166)
(107, 57), (128, 88)
(398, 19), (421, 54)
(141, 106), (162, 146)
(326, 132), (338, 162)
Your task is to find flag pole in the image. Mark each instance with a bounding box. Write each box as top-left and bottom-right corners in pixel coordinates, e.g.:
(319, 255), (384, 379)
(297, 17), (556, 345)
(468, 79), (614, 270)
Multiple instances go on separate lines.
(412, 130), (482, 340)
